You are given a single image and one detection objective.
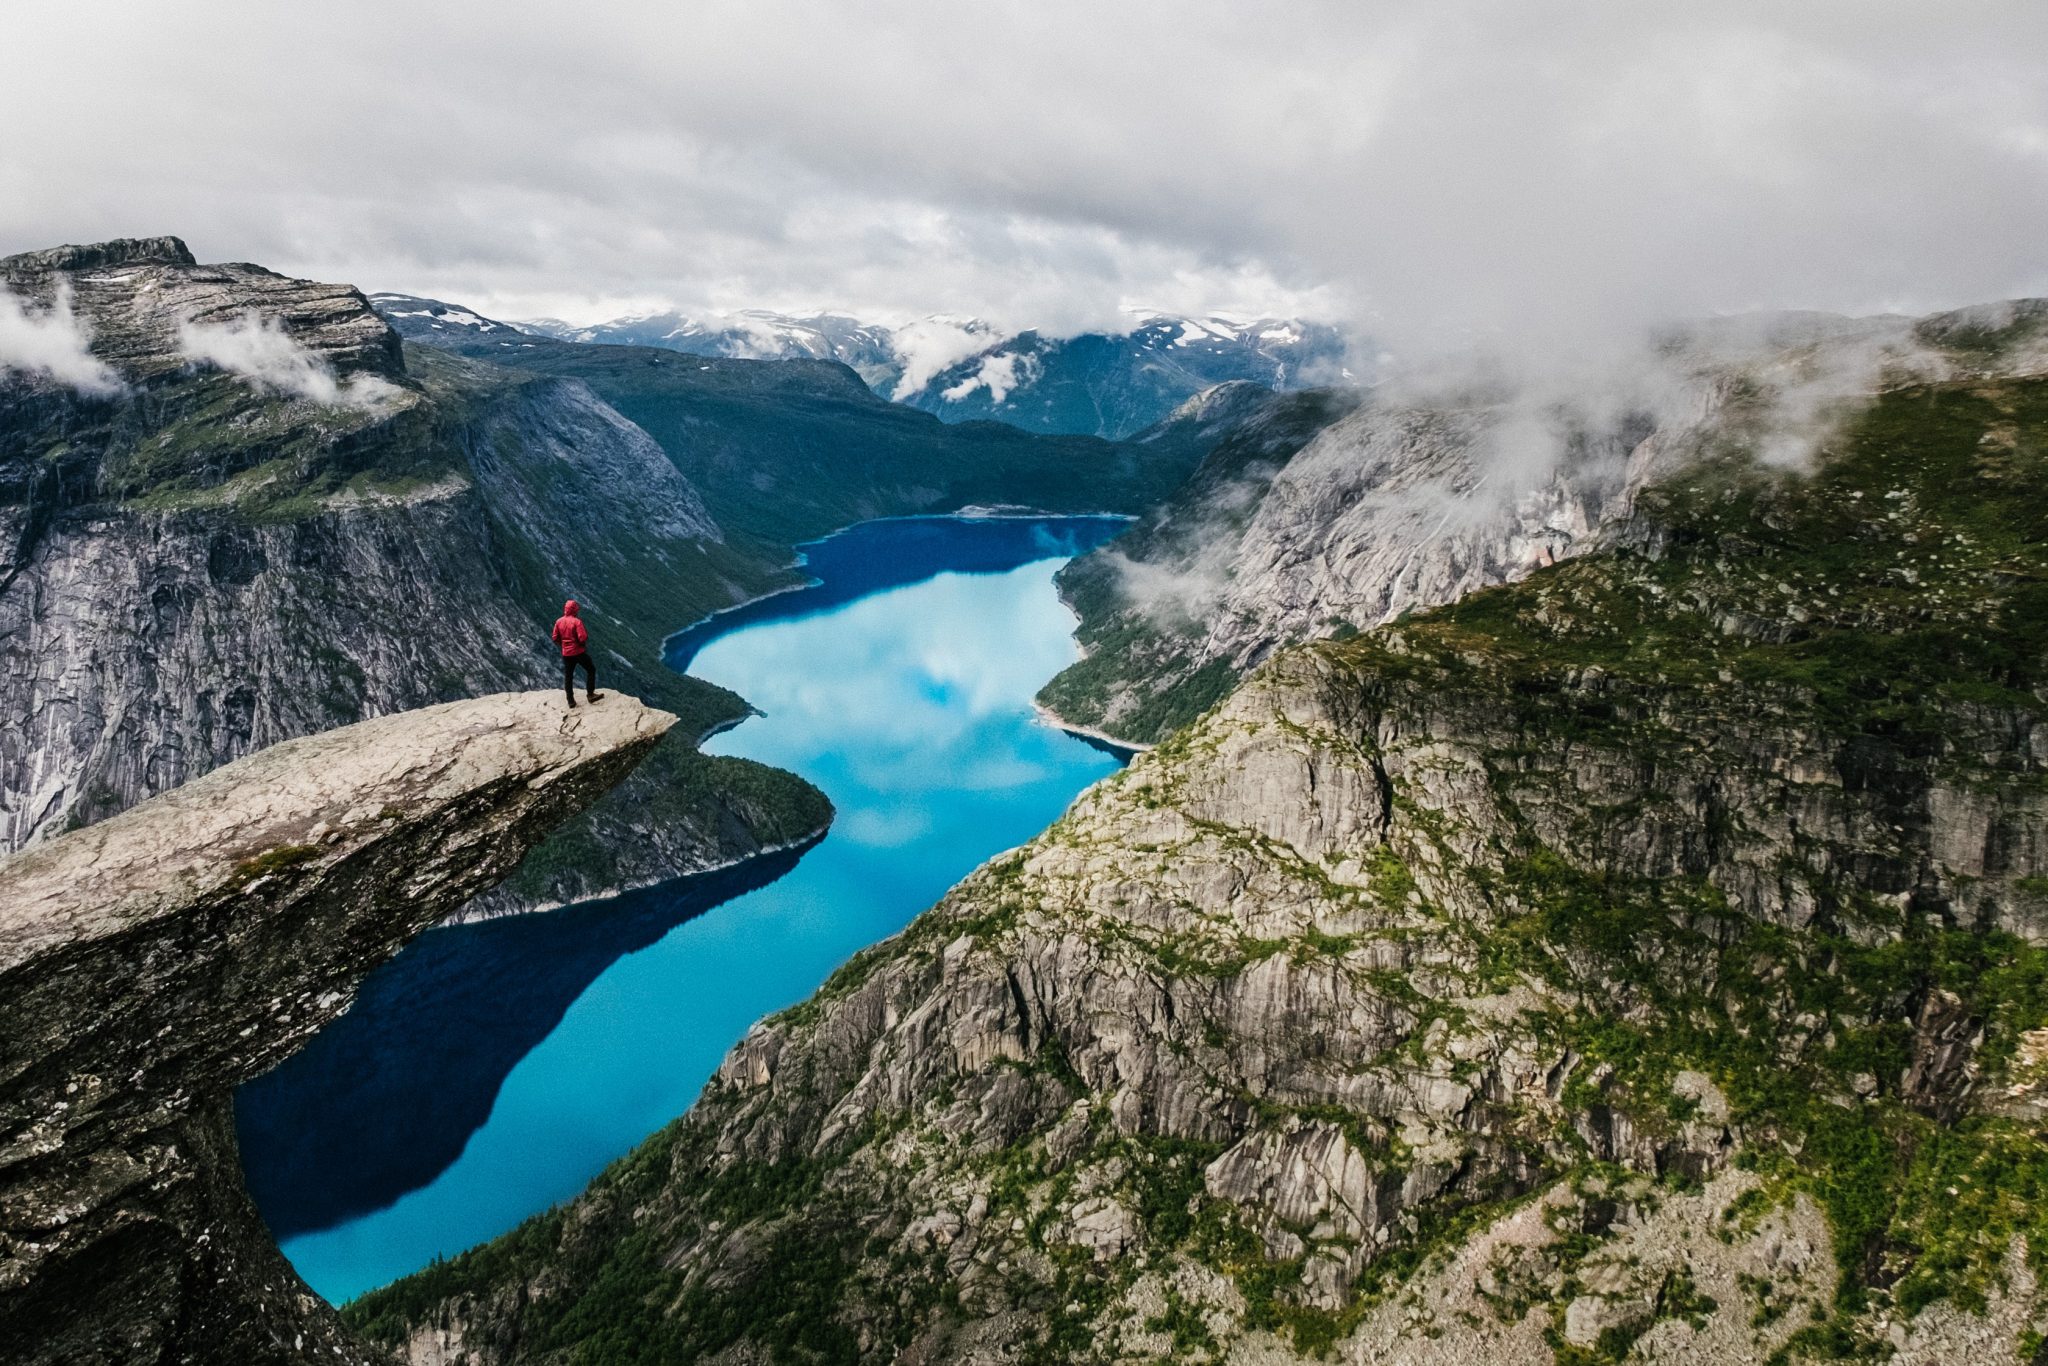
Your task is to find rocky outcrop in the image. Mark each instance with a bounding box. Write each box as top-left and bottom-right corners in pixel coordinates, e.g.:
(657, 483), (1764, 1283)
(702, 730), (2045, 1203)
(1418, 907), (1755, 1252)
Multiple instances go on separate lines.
(0, 238), (826, 911)
(1036, 385), (1365, 741)
(0, 691), (674, 1365)
(1, 235), (401, 382)
(357, 368), (2048, 1363)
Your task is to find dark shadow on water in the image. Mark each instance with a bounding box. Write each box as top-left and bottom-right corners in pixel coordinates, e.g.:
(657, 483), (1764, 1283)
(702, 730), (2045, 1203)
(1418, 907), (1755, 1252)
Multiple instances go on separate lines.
(665, 514), (1131, 671)
(234, 841), (814, 1238)
(1061, 729), (1142, 763)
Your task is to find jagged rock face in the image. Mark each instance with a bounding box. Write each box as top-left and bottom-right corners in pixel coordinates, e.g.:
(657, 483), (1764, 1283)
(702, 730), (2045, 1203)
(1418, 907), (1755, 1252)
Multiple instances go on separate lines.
(1041, 300), (2048, 745)
(1039, 394), (1660, 746)
(3, 489), (531, 846)
(0, 357), (716, 846)
(358, 369), (2048, 1363)
(0, 692), (674, 1366)
(1189, 402), (1648, 668)
(1035, 385), (1366, 742)
(0, 240), (815, 910)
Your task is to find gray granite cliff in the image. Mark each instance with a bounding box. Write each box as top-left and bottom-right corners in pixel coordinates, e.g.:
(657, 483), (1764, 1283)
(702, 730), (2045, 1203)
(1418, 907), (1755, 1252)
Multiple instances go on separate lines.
(0, 692), (674, 1365)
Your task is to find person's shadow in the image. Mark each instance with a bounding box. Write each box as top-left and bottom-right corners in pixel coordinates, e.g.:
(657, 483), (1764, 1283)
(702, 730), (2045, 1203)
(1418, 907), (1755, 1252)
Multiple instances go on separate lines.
(233, 842), (814, 1238)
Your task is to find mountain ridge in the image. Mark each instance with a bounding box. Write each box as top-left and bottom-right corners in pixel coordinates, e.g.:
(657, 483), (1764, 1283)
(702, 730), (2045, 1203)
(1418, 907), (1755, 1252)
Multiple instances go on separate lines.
(378, 294), (1354, 440)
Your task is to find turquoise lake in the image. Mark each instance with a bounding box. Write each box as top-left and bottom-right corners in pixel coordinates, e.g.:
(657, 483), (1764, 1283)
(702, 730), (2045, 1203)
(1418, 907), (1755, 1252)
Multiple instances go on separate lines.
(234, 515), (1131, 1305)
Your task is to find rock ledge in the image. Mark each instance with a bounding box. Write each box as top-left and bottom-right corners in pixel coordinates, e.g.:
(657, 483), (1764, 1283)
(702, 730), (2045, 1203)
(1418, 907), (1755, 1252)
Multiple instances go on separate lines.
(0, 691), (673, 1366)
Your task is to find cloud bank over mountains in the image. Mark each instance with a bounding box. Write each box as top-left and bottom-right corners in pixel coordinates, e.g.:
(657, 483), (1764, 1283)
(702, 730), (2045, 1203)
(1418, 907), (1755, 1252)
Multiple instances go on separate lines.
(4, 1), (2045, 359)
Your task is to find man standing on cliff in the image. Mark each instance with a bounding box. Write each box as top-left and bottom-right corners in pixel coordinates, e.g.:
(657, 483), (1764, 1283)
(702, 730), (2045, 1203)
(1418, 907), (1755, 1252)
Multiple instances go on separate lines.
(552, 600), (603, 707)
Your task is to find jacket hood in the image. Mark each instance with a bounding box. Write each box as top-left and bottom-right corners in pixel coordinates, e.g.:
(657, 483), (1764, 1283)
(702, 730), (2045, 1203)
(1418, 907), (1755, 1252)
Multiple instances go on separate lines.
(563, 600), (580, 617)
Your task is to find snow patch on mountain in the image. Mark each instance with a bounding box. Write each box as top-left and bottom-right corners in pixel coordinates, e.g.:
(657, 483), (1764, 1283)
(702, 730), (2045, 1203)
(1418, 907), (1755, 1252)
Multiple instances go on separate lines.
(369, 294), (526, 339)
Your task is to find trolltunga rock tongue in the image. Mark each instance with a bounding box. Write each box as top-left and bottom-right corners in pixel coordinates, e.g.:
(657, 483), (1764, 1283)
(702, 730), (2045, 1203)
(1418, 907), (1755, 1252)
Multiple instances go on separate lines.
(0, 691), (674, 1366)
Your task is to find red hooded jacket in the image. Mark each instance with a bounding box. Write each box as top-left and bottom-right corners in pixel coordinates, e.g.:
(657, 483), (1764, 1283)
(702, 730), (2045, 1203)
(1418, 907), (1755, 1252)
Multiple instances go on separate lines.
(552, 600), (590, 657)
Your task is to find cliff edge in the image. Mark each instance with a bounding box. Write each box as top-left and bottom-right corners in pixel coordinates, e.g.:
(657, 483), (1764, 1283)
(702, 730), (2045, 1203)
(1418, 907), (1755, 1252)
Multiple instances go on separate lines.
(0, 692), (675, 1365)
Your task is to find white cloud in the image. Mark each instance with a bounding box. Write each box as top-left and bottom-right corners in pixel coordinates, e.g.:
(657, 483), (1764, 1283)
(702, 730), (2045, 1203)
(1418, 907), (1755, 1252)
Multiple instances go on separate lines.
(888, 317), (996, 399)
(940, 352), (1039, 405)
(0, 284), (123, 394)
(1, 2), (2044, 353)
(176, 311), (398, 409)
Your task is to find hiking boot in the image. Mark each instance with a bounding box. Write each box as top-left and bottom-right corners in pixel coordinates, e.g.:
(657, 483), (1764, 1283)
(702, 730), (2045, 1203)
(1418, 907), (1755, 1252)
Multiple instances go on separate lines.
(588, 692), (604, 702)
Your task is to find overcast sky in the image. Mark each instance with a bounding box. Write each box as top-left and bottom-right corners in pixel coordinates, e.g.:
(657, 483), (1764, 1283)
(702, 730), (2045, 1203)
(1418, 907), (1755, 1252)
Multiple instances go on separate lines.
(4, 1), (2046, 349)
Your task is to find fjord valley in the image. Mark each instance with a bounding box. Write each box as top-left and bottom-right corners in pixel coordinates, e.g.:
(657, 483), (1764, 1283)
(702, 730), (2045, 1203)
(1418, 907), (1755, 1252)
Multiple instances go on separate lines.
(237, 513), (1133, 1304)
(350, 303), (2048, 1365)
(0, 234), (1264, 1364)
(5, 228), (2048, 1366)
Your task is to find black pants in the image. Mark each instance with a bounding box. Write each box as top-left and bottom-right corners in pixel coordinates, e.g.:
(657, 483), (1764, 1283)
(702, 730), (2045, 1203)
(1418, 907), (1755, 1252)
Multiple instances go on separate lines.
(562, 651), (596, 700)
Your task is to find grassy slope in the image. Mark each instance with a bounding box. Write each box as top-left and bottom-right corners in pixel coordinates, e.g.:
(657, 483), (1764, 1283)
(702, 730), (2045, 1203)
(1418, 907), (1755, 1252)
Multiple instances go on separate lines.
(1308, 373), (2048, 1356)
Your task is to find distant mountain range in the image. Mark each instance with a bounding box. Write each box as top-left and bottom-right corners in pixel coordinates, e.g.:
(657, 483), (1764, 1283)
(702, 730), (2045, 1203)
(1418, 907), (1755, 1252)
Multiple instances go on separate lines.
(898, 314), (1354, 440)
(514, 308), (910, 390)
(373, 293), (1357, 440)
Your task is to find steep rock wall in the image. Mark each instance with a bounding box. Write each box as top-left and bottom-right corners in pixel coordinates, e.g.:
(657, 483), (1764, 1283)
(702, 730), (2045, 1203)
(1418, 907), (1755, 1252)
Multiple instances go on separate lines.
(1042, 301), (2048, 745)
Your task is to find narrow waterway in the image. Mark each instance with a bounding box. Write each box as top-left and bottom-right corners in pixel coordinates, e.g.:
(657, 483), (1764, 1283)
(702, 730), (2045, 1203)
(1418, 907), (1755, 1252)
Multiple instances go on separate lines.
(235, 515), (1130, 1305)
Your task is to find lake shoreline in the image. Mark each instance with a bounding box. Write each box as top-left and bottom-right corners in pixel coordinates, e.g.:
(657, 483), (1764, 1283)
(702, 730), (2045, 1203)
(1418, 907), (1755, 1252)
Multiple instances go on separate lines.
(658, 508), (1136, 658)
(1031, 701), (1151, 755)
(247, 514), (1135, 1304)
(435, 825), (832, 927)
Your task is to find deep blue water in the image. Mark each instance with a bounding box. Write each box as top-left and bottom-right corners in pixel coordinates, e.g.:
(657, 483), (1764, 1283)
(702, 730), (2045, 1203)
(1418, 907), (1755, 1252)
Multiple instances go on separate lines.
(235, 514), (1129, 1305)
